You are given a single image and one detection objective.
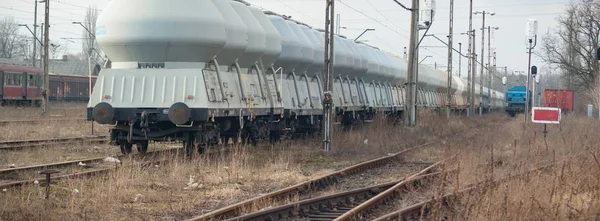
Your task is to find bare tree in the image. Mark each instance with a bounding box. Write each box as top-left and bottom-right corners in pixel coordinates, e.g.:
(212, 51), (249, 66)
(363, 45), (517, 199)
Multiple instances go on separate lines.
(82, 5), (100, 62)
(541, 1), (600, 92)
(0, 17), (21, 58)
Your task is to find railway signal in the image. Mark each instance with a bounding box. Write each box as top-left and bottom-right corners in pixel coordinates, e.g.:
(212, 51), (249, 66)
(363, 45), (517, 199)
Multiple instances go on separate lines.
(524, 19), (538, 122)
(531, 65), (538, 108)
(531, 107), (561, 139)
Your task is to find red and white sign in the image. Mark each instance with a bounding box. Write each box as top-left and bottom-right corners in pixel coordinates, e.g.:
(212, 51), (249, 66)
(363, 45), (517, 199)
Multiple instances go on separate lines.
(532, 107), (561, 124)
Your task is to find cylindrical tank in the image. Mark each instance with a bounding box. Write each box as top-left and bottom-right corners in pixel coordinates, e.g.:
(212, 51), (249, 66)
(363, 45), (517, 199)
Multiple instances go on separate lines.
(248, 7), (282, 67)
(333, 35), (351, 75)
(388, 54), (408, 85)
(300, 25), (323, 76)
(384, 53), (401, 84)
(211, 0), (247, 65)
(310, 30), (327, 74)
(343, 38), (368, 77)
(286, 20), (314, 74)
(372, 48), (389, 79)
(96, 0), (226, 65)
(339, 37), (359, 77)
(357, 43), (380, 78)
(267, 14), (301, 73)
(230, 1), (266, 68)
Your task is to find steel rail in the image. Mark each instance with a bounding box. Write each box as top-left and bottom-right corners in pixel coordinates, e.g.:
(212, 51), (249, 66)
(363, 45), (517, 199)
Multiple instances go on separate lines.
(187, 142), (437, 221)
(0, 118), (88, 126)
(0, 148), (184, 189)
(372, 164), (554, 221)
(0, 136), (107, 150)
(333, 158), (454, 221)
(226, 171), (446, 221)
(187, 119), (504, 221)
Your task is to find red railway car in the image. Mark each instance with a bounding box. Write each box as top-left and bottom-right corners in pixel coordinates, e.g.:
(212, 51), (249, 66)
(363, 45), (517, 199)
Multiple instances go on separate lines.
(543, 89), (574, 113)
(0, 63), (97, 105)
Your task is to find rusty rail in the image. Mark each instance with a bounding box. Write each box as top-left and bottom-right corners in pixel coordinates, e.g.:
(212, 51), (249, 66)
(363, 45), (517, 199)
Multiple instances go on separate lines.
(0, 168), (113, 189)
(187, 142), (437, 221)
(332, 158), (453, 221)
(0, 147), (183, 189)
(226, 170), (446, 221)
(0, 157), (106, 175)
(187, 119), (502, 221)
(372, 164), (554, 221)
(0, 118), (88, 126)
(0, 136), (107, 150)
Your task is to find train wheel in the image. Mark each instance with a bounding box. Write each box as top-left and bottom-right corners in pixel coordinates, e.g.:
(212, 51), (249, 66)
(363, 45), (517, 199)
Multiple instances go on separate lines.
(183, 132), (196, 157)
(258, 120), (270, 141)
(136, 140), (149, 154)
(120, 142), (133, 155)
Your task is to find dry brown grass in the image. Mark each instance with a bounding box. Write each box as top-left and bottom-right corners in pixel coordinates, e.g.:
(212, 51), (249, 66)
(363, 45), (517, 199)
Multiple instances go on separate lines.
(0, 102), (87, 120)
(0, 102), (108, 140)
(0, 110), (508, 221)
(440, 114), (600, 221)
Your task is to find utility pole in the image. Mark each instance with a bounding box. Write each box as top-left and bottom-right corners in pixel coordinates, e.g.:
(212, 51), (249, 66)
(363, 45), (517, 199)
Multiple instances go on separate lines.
(39, 23), (43, 67)
(525, 19), (537, 122)
(487, 26), (491, 106)
(493, 51), (497, 97)
(322, 0), (335, 151)
(471, 33), (476, 116)
(467, 0), (473, 117)
(446, 0), (454, 120)
(405, 0), (419, 127)
(32, 0), (38, 67)
(479, 13), (485, 116)
(42, 0), (49, 115)
(474, 11), (495, 116)
(458, 43), (462, 78)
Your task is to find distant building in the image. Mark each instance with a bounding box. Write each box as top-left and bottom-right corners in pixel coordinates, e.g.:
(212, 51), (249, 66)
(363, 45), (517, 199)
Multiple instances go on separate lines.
(0, 56), (100, 76)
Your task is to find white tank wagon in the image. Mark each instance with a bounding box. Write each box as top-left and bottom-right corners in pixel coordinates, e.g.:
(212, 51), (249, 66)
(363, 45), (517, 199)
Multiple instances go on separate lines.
(88, 0), (504, 155)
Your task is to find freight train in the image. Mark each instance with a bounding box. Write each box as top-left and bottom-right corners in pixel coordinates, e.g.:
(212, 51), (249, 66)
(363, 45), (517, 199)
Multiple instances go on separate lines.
(87, 0), (505, 155)
(0, 63), (97, 105)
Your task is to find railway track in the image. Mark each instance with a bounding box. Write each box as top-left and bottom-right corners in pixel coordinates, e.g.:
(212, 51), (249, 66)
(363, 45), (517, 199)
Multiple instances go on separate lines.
(0, 147), (183, 189)
(188, 142), (439, 221)
(225, 160), (451, 221)
(371, 164), (553, 221)
(0, 136), (107, 150)
(0, 118), (87, 126)
(188, 119), (504, 221)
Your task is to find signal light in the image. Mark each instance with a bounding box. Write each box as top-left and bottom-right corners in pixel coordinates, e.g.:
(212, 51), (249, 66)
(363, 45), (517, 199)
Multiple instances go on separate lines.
(531, 66), (537, 76)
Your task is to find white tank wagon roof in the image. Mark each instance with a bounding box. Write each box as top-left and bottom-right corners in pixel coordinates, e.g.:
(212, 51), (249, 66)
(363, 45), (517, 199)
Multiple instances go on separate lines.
(331, 35), (352, 75)
(339, 36), (363, 77)
(285, 20), (314, 74)
(96, 0), (227, 67)
(211, 0), (248, 66)
(356, 43), (381, 79)
(229, 1), (267, 68)
(248, 7), (282, 68)
(300, 25), (325, 75)
(266, 14), (302, 74)
(347, 39), (370, 79)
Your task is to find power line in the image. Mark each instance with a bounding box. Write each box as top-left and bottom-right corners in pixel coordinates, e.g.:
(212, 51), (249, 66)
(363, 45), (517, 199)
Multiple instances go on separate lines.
(51, 0), (101, 11)
(337, 0), (409, 39)
(0, 6), (77, 22)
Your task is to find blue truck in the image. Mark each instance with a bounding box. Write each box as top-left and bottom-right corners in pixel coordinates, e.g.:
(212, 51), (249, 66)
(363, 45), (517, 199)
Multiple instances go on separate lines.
(505, 85), (531, 117)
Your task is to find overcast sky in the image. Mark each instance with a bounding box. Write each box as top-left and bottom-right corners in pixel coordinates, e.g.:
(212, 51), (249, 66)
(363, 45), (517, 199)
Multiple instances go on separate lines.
(2, 0), (572, 78)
